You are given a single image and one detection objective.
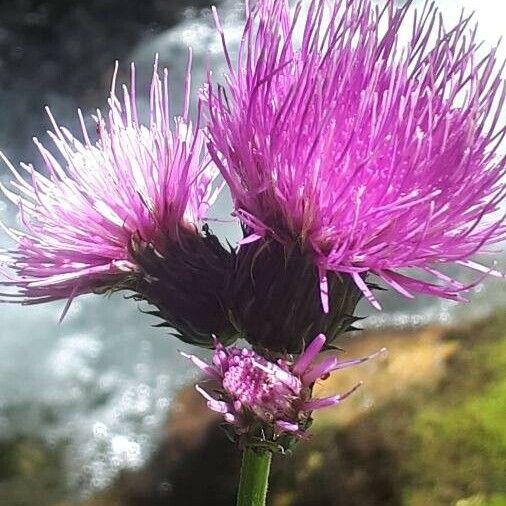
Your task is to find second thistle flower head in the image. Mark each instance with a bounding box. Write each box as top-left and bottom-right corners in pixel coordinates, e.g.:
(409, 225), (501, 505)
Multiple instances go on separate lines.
(183, 334), (384, 450)
(207, 0), (505, 332)
(0, 55), (237, 346)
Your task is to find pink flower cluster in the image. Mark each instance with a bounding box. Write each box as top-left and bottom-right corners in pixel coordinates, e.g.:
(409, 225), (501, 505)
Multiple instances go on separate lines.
(0, 0), (503, 446)
(183, 334), (385, 439)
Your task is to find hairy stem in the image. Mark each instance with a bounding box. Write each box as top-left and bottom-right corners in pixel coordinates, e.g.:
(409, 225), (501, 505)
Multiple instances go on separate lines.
(236, 447), (272, 506)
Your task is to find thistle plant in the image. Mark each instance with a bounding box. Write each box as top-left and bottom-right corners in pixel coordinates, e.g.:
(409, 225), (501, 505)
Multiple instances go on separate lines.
(0, 0), (504, 505)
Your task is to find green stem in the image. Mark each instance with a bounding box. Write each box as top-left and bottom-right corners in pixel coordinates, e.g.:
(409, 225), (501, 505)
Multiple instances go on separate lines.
(237, 447), (272, 506)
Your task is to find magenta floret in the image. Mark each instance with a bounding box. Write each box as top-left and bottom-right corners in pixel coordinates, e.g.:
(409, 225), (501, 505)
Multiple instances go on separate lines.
(182, 334), (385, 440)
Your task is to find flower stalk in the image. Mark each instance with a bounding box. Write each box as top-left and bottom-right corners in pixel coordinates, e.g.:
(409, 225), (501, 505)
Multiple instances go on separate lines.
(237, 447), (272, 506)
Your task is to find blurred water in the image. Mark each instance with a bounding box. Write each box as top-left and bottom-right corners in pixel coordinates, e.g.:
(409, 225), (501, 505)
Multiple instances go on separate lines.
(0, 0), (504, 499)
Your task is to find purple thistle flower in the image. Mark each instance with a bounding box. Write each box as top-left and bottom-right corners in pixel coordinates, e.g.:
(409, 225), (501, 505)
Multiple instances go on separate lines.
(1, 54), (217, 302)
(0, 56), (238, 346)
(207, 0), (506, 312)
(182, 334), (385, 446)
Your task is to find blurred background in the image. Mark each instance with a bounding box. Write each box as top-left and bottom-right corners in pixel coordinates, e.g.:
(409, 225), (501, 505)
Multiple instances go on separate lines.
(0, 0), (504, 505)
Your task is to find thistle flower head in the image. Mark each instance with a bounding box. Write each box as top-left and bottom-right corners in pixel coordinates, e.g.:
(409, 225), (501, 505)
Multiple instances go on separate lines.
(183, 334), (384, 448)
(1, 54), (219, 304)
(0, 55), (238, 347)
(207, 0), (506, 311)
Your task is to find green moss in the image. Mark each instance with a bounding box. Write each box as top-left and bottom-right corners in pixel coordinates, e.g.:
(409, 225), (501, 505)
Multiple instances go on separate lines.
(487, 494), (506, 506)
(403, 323), (506, 504)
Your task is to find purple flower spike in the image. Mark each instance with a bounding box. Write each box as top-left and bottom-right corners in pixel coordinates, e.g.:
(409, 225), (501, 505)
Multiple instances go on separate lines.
(0, 54), (219, 305)
(182, 334), (381, 446)
(207, 0), (506, 310)
(293, 332), (326, 375)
